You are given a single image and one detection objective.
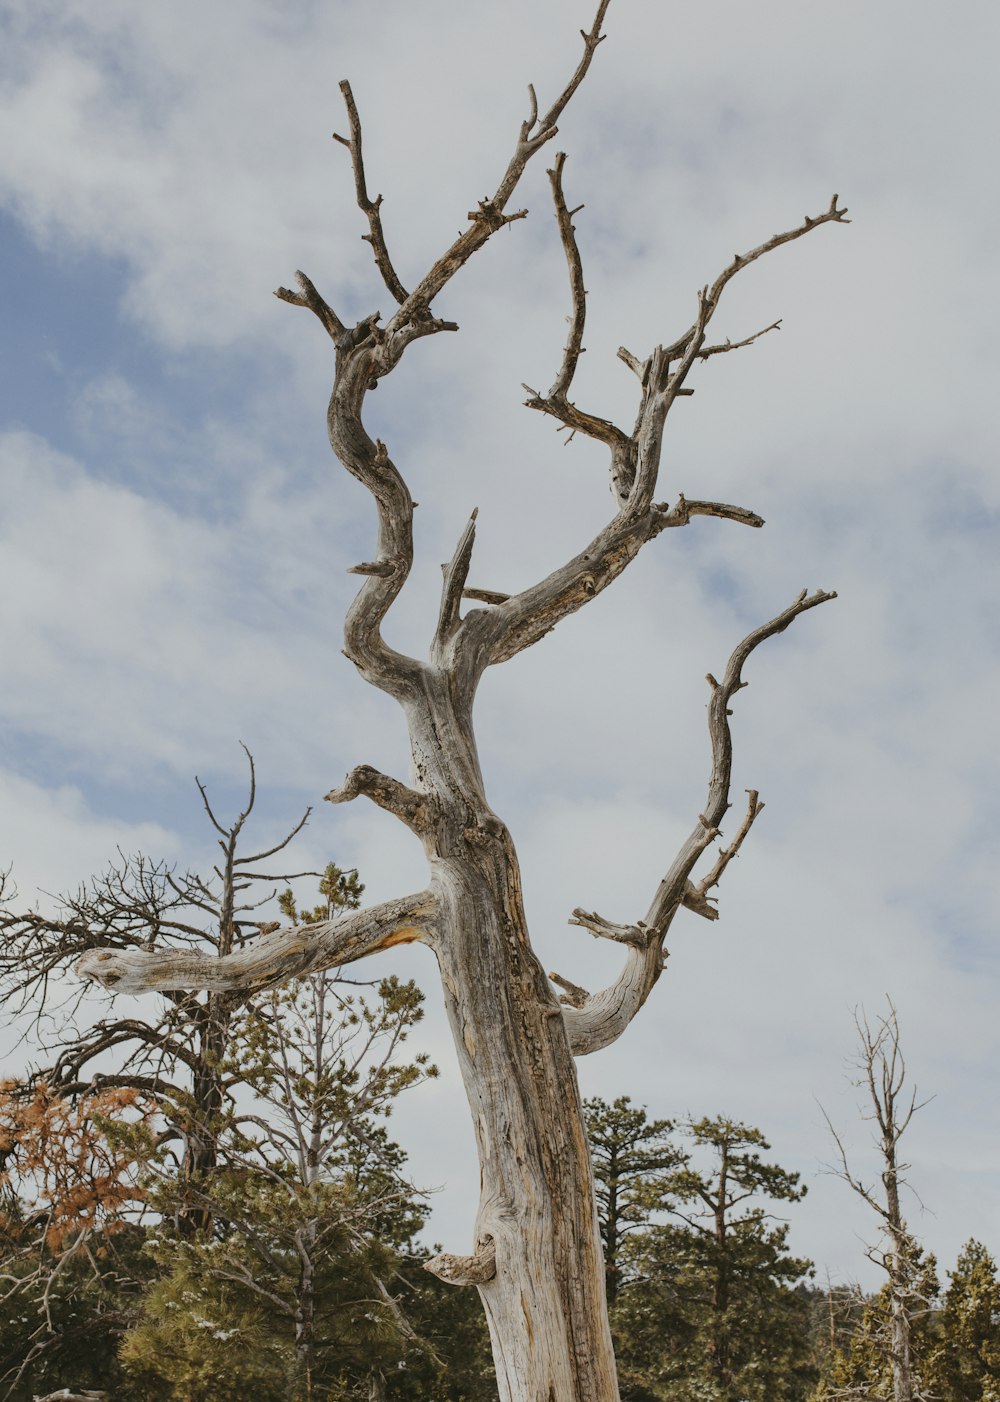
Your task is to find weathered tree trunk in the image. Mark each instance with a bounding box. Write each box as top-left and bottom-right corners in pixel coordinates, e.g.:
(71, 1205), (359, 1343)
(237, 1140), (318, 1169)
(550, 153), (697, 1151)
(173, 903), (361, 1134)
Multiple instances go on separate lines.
(434, 845), (618, 1399)
(409, 682), (617, 1398)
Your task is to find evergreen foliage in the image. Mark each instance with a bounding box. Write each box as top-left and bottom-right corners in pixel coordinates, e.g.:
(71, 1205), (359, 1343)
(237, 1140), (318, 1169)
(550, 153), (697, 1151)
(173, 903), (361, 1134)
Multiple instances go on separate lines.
(929, 1239), (1000, 1402)
(584, 1096), (681, 1305)
(814, 1244), (940, 1401)
(586, 1104), (817, 1402)
(121, 866), (440, 1400)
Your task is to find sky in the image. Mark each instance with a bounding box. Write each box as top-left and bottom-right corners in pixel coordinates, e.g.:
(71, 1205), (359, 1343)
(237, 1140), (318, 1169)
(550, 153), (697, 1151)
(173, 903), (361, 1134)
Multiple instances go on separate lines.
(1, 0), (998, 1291)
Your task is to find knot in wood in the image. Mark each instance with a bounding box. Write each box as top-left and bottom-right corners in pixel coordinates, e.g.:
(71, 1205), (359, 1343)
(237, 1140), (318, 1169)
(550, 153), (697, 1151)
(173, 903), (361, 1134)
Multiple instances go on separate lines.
(462, 813), (505, 846)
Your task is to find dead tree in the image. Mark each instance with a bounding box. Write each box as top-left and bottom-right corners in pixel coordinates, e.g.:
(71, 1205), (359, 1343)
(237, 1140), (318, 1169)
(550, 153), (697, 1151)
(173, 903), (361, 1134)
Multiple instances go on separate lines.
(822, 1003), (932, 1402)
(75, 5), (847, 1398)
(0, 749), (316, 1237)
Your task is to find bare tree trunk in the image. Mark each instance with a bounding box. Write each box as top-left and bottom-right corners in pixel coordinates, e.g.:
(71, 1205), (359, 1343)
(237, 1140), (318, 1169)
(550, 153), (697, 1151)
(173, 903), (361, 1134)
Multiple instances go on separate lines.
(432, 839), (616, 1397)
(392, 675), (618, 1398)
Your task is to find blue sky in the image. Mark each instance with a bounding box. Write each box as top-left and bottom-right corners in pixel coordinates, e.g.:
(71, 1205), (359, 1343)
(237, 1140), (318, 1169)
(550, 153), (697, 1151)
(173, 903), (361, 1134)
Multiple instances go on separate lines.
(1, 0), (999, 1289)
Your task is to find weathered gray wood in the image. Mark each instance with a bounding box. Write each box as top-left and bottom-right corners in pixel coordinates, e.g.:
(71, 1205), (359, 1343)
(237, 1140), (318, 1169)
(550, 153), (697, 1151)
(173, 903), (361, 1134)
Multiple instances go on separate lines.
(78, 4), (847, 1396)
(76, 891), (437, 994)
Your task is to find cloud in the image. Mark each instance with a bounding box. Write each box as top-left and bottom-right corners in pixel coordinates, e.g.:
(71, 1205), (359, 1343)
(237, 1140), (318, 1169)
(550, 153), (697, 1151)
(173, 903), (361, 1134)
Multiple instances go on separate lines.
(0, 0), (997, 1290)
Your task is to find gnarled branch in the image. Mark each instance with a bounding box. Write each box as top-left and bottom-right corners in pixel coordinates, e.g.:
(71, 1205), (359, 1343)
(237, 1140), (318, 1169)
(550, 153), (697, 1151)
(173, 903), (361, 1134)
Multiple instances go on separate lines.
(559, 589), (836, 1055)
(468, 199), (844, 673)
(335, 432), (423, 697)
(424, 1234), (497, 1287)
(325, 764), (437, 837)
(77, 891), (438, 996)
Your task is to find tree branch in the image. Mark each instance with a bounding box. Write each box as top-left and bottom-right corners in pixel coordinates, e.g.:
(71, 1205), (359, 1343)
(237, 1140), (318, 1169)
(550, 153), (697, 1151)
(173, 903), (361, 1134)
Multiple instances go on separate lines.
(547, 153), (587, 400)
(559, 588), (836, 1055)
(335, 431), (424, 697)
(698, 318), (782, 359)
(273, 270), (347, 342)
(333, 80), (409, 305)
(385, 0), (611, 324)
(464, 197), (846, 672)
(661, 195), (850, 363)
(325, 764), (437, 837)
(76, 892), (438, 995)
(682, 789), (765, 920)
(424, 1234), (497, 1287)
(652, 494), (765, 532)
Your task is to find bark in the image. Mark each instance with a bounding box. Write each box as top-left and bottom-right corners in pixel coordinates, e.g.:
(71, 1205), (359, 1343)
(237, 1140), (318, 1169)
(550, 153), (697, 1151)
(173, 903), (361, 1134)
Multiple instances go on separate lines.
(179, 990), (230, 1236)
(410, 677), (618, 1399)
(294, 1222), (318, 1398)
(604, 1148), (621, 1307)
(75, 5), (848, 1396)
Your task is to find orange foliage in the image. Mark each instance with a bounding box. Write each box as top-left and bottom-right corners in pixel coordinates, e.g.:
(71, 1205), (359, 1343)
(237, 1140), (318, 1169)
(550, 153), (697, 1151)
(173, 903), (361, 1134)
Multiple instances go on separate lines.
(0, 1080), (157, 1251)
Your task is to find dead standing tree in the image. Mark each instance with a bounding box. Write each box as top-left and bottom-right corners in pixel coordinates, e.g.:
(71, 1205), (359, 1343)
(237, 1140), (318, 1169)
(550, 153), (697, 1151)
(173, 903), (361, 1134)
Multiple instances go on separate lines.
(77, 6), (847, 1398)
(822, 1004), (932, 1402)
(1, 750), (316, 1238)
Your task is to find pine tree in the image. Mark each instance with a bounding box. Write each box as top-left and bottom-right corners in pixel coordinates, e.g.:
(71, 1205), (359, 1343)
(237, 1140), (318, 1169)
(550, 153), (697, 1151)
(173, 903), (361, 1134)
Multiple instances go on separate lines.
(584, 1097), (681, 1305)
(612, 1116), (815, 1402)
(120, 868), (439, 1401)
(928, 1239), (1000, 1402)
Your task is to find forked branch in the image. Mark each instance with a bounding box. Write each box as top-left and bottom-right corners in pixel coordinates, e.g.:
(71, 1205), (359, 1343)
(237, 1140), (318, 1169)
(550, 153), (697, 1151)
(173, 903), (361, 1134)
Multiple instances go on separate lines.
(662, 195), (850, 362)
(556, 588), (836, 1054)
(391, 1), (611, 322)
(682, 789), (764, 920)
(471, 197), (844, 671)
